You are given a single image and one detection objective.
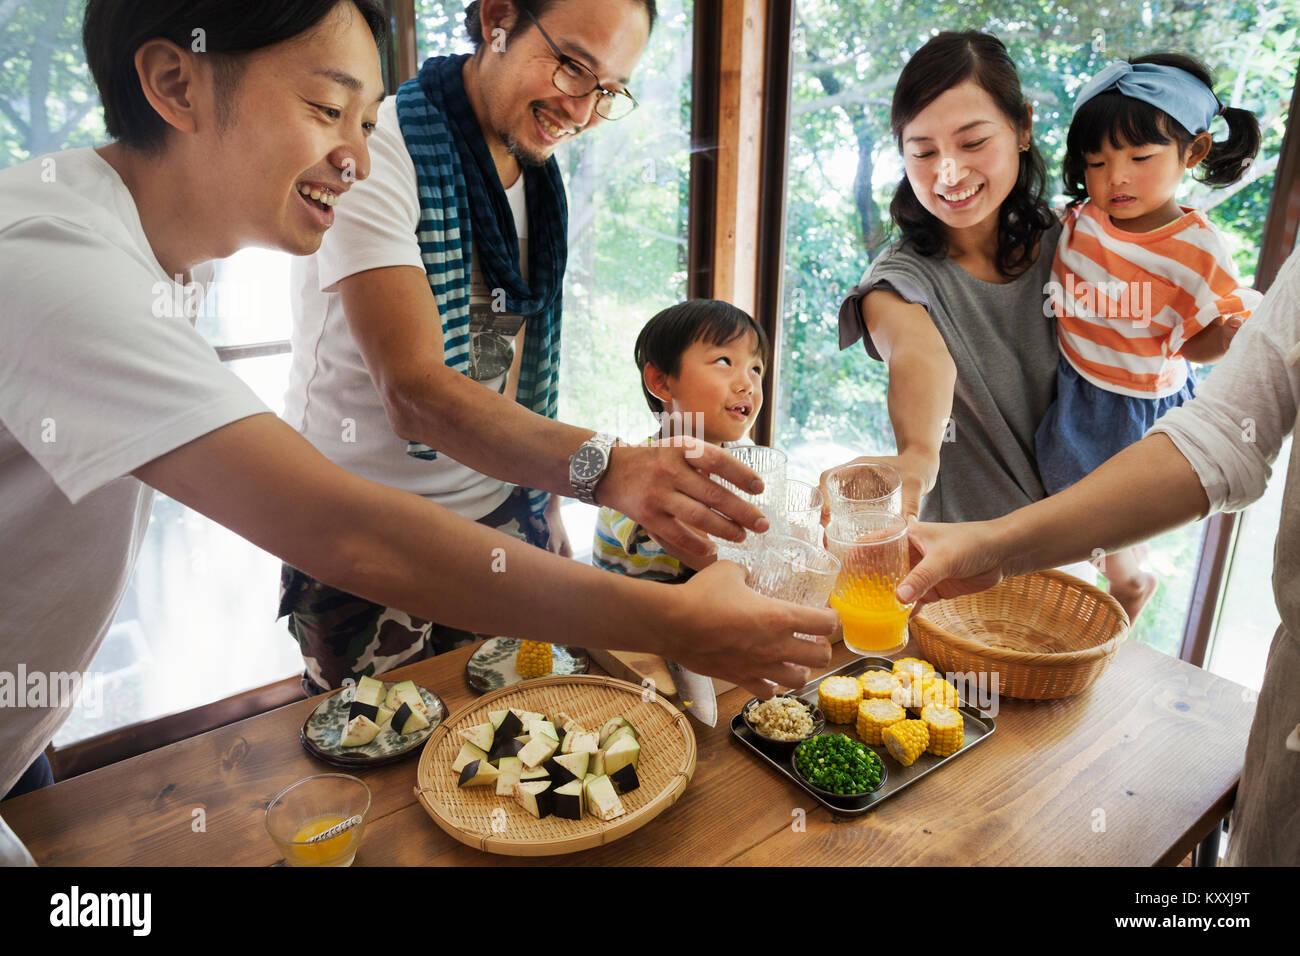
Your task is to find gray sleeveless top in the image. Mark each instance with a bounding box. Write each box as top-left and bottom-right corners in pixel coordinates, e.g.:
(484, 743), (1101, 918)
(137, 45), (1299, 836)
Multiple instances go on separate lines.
(837, 222), (1063, 523)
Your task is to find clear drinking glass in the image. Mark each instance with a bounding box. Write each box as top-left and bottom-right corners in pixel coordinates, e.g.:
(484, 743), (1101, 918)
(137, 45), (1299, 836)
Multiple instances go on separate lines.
(824, 461), (902, 522)
(710, 445), (788, 561)
(265, 773), (372, 867)
(747, 534), (841, 609)
(785, 479), (825, 546)
(824, 514), (913, 657)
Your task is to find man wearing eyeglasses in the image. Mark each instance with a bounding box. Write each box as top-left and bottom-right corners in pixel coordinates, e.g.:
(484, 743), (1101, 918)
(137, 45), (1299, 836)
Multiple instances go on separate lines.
(282, 0), (741, 691)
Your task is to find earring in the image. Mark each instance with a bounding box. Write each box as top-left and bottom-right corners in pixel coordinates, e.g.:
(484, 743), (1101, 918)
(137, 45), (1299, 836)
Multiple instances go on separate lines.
(1019, 143), (1031, 153)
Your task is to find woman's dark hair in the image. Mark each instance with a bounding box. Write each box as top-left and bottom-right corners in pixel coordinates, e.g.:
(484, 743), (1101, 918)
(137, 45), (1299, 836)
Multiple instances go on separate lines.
(634, 300), (770, 415)
(888, 31), (1054, 278)
(83, 0), (388, 153)
(463, 0), (657, 53)
(1063, 52), (1262, 204)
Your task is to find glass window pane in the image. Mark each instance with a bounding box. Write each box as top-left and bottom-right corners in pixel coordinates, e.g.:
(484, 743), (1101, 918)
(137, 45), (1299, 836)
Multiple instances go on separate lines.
(0, 2), (105, 168)
(54, 354), (303, 746)
(777, 2), (1299, 657)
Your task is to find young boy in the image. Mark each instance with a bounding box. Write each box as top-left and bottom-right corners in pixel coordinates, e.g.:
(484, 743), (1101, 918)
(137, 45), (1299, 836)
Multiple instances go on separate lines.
(593, 300), (771, 581)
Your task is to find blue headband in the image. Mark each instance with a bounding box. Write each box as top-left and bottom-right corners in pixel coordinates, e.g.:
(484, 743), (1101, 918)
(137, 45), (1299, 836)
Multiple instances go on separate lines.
(1073, 61), (1223, 136)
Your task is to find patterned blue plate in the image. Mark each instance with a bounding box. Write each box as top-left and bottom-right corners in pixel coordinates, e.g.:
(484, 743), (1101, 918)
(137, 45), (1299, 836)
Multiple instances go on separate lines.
(300, 681), (447, 768)
(465, 637), (589, 694)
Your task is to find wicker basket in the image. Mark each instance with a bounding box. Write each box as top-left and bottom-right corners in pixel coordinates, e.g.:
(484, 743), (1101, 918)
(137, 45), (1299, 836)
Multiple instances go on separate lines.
(909, 570), (1129, 700)
(414, 674), (695, 856)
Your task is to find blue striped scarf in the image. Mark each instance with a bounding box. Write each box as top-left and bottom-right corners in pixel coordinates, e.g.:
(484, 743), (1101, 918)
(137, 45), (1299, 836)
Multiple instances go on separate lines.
(396, 54), (567, 519)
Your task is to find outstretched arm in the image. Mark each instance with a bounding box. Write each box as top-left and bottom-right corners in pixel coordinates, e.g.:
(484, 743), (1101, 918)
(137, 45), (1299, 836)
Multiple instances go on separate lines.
(133, 413), (835, 697)
(337, 265), (770, 558)
(821, 289), (956, 520)
(897, 432), (1209, 606)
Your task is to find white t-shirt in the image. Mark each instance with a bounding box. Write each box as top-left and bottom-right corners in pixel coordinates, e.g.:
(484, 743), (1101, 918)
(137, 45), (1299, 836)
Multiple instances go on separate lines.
(285, 96), (529, 520)
(1149, 244), (1300, 512)
(0, 148), (269, 795)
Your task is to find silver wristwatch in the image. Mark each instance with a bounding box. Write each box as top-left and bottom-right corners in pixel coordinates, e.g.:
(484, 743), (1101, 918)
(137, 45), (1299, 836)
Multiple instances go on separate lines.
(569, 432), (618, 505)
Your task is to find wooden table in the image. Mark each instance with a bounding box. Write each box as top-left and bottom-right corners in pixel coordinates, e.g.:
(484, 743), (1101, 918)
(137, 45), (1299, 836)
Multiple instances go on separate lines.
(1, 638), (1256, 866)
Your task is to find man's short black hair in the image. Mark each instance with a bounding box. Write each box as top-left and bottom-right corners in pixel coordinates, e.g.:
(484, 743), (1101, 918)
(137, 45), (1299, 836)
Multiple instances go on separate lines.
(83, 0), (388, 153)
(634, 300), (770, 415)
(462, 0), (658, 53)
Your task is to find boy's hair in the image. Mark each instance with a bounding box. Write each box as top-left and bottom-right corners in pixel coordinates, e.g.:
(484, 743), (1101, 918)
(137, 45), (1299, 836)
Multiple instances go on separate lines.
(462, 0), (658, 53)
(888, 31), (1054, 279)
(1064, 52), (1261, 204)
(83, 0), (388, 153)
(634, 300), (770, 415)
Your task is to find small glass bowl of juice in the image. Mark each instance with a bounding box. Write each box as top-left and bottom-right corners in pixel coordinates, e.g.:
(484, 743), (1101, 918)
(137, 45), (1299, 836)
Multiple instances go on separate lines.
(264, 773), (372, 867)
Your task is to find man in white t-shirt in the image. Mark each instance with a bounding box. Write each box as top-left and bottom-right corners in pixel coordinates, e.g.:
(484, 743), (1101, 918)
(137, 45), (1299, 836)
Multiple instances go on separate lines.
(0, 0), (835, 810)
(280, 0), (706, 691)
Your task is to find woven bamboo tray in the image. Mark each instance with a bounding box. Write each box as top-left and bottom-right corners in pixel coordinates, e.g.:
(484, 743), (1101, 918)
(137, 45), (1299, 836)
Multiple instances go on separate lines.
(414, 674), (696, 856)
(910, 570), (1129, 700)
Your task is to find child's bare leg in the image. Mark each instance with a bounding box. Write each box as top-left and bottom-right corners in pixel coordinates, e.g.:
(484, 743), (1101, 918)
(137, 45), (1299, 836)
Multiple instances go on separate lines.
(1102, 547), (1158, 624)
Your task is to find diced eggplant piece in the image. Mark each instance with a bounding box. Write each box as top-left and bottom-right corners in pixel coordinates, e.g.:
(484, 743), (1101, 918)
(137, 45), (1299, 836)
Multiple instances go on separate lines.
(518, 734), (559, 768)
(374, 705), (395, 727)
(451, 742), (490, 773)
(583, 774), (625, 822)
(391, 701), (430, 736)
(488, 736), (527, 762)
(519, 765), (550, 783)
(525, 719), (557, 742)
(561, 730), (600, 755)
(608, 763), (640, 794)
(495, 757), (523, 796)
(588, 750), (605, 777)
(386, 680), (429, 718)
(341, 715), (382, 747)
(355, 675), (387, 706)
(603, 735), (640, 776)
(348, 700), (380, 724)
(459, 722), (495, 751)
(488, 709), (511, 730)
(553, 780), (585, 820)
(598, 717), (633, 748)
(552, 751), (589, 784)
(515, 781), (554, 819)
(491, 710), (524, 745)
(602, 726), (637, 750)
(457, 758), (501, 788)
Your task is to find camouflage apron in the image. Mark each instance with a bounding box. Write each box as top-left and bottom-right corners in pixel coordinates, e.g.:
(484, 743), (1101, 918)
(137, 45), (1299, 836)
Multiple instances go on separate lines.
(1224, 421), (1300, 865)
(278, 487), (549, 694)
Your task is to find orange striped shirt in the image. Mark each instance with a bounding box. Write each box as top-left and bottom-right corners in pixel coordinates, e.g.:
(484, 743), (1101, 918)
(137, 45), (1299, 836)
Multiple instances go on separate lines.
(1050, 202), (1261, 398)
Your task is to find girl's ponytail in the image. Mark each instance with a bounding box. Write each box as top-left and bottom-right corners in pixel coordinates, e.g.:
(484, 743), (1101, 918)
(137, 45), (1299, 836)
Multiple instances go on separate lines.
(1199, 105), (1262, 187)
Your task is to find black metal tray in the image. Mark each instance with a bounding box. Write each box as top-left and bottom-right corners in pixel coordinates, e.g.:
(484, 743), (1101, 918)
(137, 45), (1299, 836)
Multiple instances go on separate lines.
(730, 656), (995, 816)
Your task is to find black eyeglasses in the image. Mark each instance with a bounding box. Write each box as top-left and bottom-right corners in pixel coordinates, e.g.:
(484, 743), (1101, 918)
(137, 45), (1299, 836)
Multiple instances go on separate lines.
(521, 8), (638, 121)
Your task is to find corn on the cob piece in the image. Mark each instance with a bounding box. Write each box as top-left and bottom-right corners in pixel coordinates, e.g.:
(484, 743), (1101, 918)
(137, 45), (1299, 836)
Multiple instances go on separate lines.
(856, 698), (906, 745)
(817, 676), (862, 724)
(515, 640), (552, 678)
(882, 718), (930, 767)
(858, 670), (900, 699)
(918, 675), (959, 710)
(921, 704), (964, 756)
(890, 670), (924, 710)
(892, 657), (935, 681)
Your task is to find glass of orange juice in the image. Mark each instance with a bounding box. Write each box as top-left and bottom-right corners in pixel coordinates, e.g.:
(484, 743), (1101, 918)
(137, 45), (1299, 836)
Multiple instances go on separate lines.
(264, 773), (371, 867)
(824, 514), (913, 656)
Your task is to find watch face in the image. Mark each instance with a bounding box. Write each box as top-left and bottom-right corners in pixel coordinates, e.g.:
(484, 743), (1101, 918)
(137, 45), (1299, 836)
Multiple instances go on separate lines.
(573, 444), (607, 480)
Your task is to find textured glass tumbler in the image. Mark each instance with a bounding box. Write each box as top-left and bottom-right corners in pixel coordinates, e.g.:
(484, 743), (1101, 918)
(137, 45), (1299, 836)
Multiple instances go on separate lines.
(747, 534), (841, 641)
(824, 461), (902, 522)
(785, 479), (825, 545)
(709, 445), (788, 559)
(824, 514), (913, 657)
